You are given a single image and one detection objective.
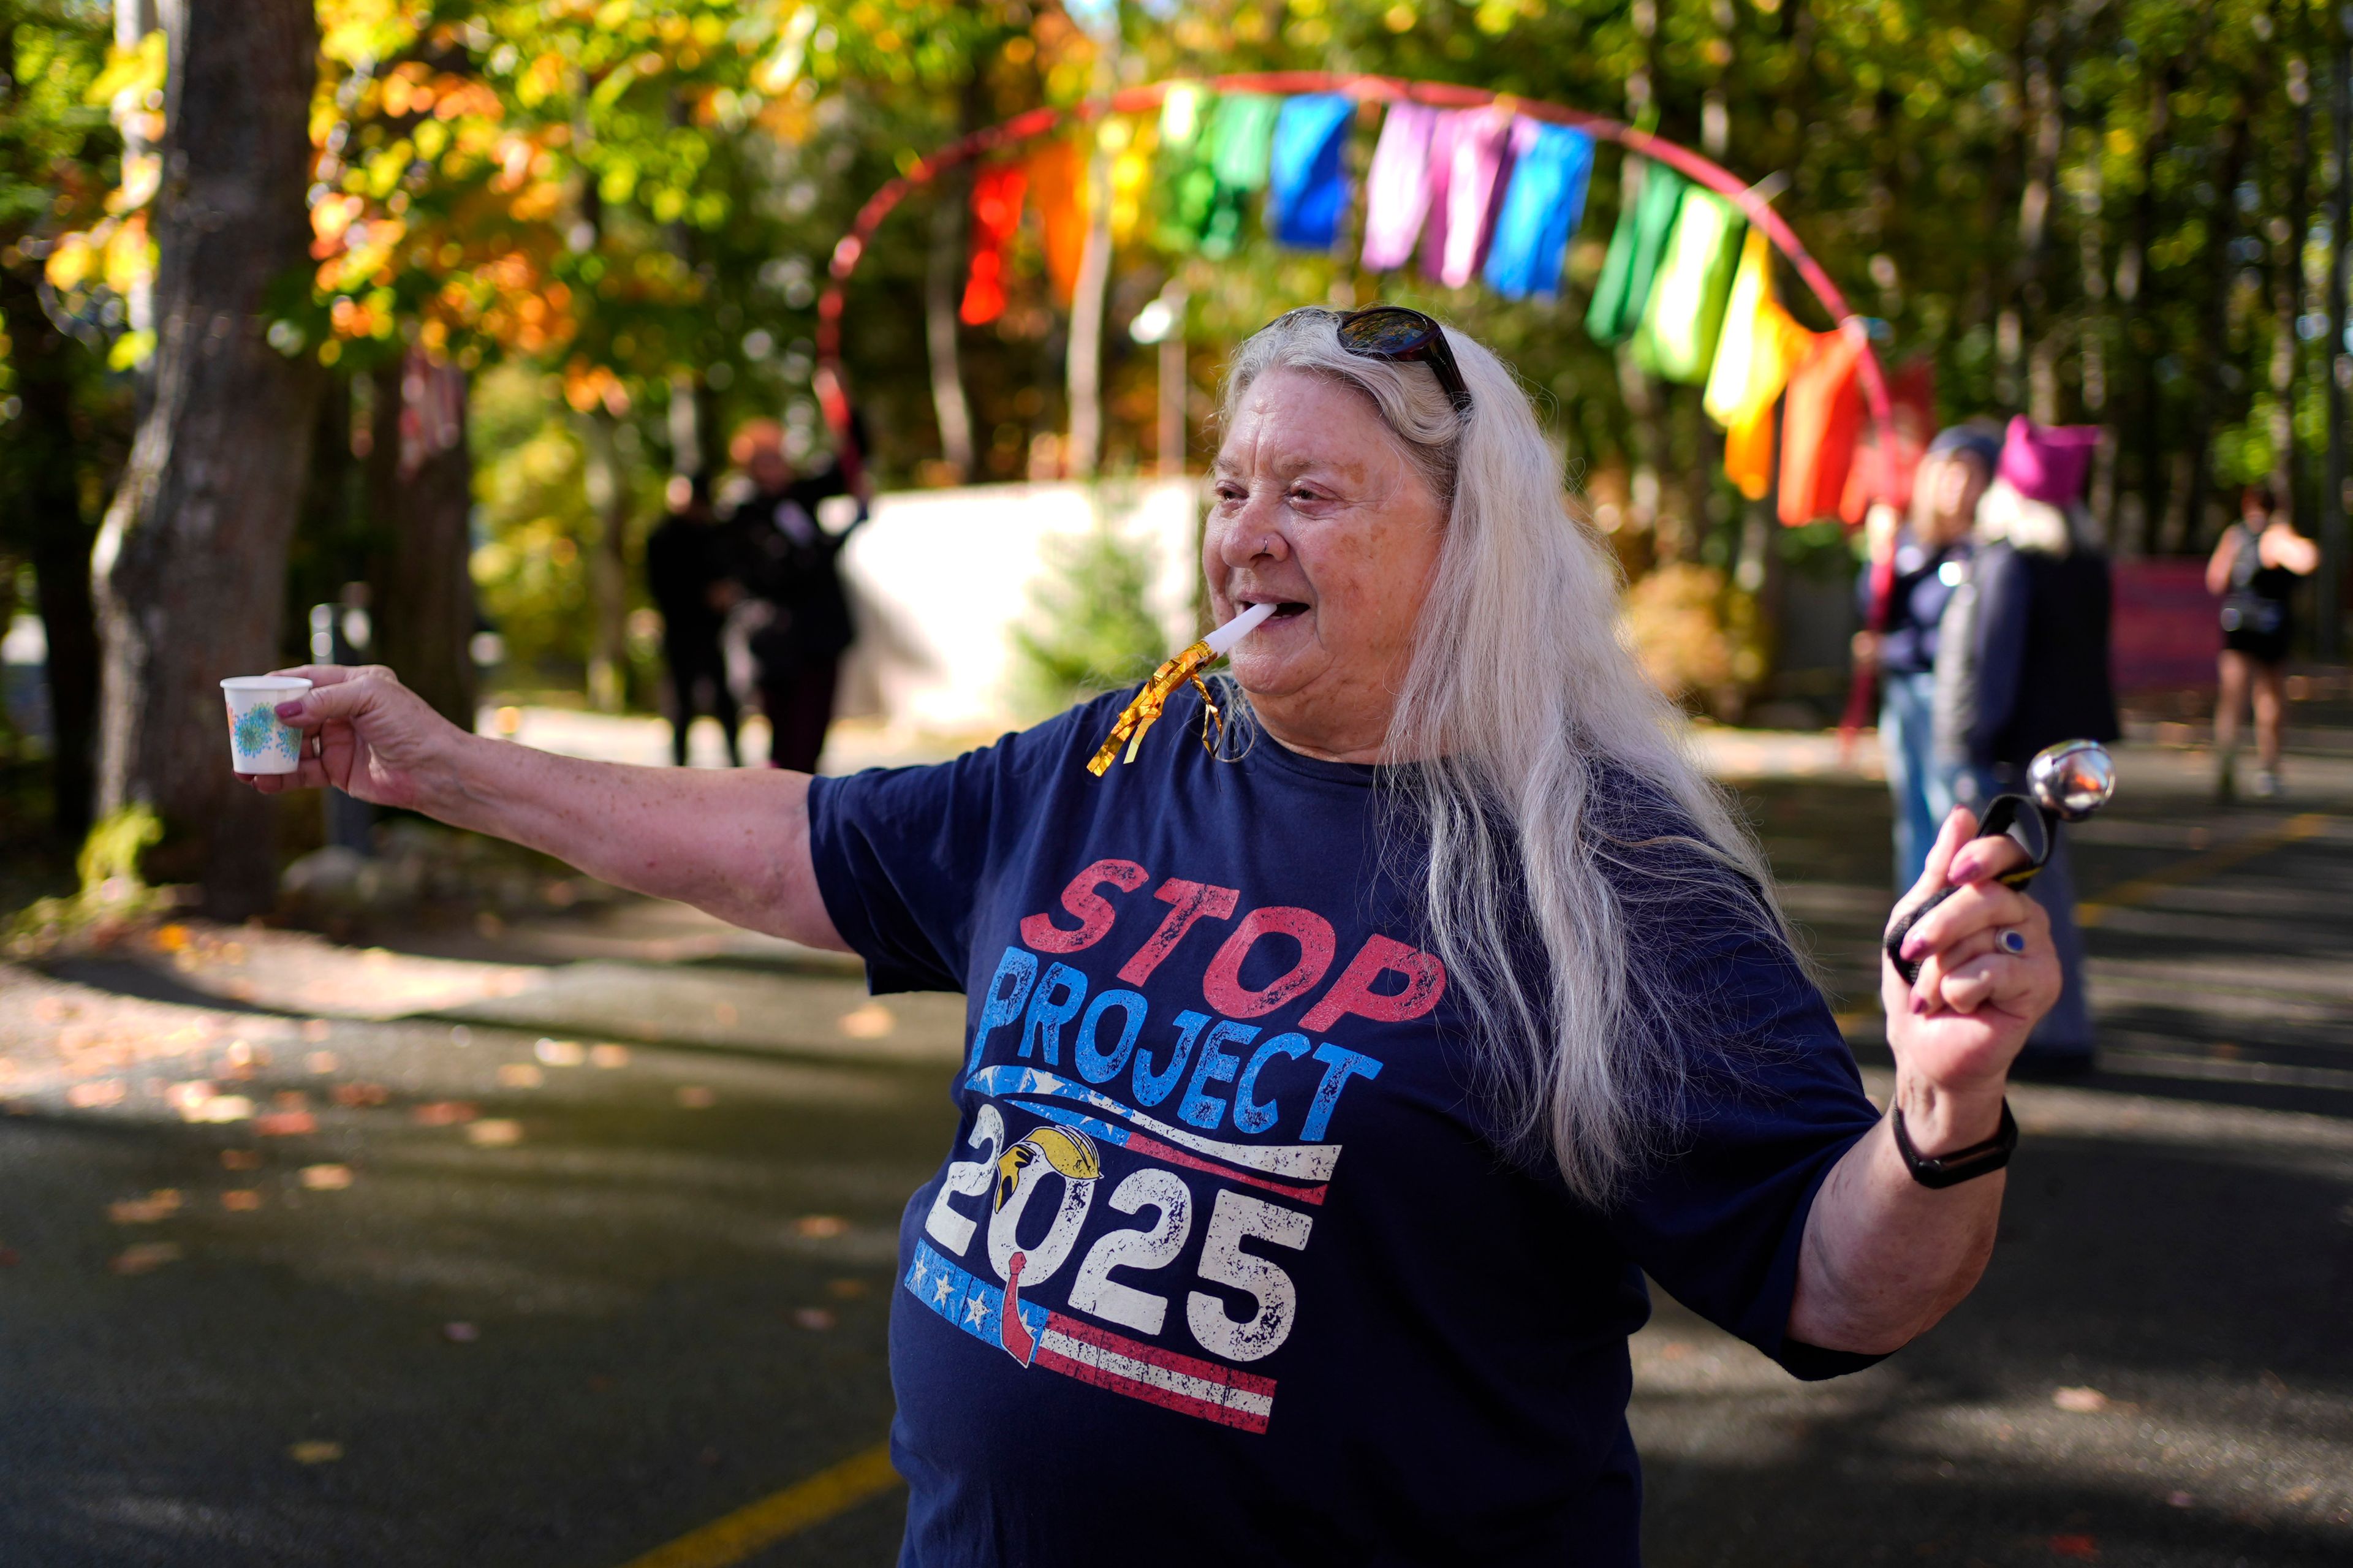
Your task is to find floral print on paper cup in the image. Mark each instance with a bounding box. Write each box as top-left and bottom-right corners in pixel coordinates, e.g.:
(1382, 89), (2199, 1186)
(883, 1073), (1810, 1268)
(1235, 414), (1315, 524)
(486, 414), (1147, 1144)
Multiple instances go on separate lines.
(221, 676), (312, 775)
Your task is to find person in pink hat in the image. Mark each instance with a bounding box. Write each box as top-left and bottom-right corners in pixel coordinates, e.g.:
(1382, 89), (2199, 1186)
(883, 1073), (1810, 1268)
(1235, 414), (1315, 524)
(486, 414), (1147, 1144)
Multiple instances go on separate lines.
(1933, 417), (2118, 1076)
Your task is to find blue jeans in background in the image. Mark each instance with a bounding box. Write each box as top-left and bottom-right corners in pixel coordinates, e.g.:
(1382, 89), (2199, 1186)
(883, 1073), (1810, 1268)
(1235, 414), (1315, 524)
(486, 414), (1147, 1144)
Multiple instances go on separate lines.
(1950, 763), (2095, 1060)
(1879, 670), (1952, 892)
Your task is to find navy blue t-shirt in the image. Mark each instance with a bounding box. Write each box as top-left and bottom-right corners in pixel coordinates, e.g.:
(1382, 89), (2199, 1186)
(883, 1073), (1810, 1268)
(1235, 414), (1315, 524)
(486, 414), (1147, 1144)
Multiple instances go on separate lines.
(807, 691), (1881, 1567)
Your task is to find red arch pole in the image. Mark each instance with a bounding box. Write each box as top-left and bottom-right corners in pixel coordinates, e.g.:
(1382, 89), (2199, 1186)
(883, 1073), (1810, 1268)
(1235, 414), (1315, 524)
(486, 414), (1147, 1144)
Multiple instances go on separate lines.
(814, 70), (1896, 449)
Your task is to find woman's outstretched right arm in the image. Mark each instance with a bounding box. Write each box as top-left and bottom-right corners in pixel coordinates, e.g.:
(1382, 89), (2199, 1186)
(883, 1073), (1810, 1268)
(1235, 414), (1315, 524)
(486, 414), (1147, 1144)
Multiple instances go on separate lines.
(238, 665), (846, 949)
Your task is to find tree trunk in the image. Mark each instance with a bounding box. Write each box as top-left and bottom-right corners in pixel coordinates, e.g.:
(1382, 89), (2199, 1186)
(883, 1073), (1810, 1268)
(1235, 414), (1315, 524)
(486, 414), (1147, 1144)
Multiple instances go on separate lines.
(578, 408), (632, 713)
(925, 173), (977, 481)
(367, 352), (477, 730)
(1064, 137), (1113, 482)
(93, 0), (322, 916)
(2118, 52), (2180, 553)
(2325, 21), (2352, 661)
(2275, 43), (2314, 528)
(0, 263), (99, 839)
(2175, 80), (2260, 554)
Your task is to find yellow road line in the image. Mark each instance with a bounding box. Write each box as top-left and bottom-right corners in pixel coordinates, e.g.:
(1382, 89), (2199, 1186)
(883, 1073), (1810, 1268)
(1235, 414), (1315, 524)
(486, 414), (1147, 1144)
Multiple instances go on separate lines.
(615, 1444), (902, 1568)
(2077, 812), (2329, 928)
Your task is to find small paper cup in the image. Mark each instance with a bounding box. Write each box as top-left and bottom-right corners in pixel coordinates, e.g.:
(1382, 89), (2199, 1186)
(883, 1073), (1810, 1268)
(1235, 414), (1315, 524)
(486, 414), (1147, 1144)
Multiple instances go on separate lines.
(222, 676), (312, 775)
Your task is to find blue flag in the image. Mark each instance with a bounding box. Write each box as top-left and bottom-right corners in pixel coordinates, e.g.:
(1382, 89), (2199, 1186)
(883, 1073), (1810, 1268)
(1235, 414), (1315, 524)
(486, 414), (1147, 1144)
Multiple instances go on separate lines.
(1483, 120), (1596, 301)
(1267, 94), (1357, 250)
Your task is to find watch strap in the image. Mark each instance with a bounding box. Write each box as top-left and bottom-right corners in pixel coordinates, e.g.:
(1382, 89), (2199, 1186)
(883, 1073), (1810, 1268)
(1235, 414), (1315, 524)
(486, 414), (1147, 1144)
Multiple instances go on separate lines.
(1892, 1100), (2017, 1189)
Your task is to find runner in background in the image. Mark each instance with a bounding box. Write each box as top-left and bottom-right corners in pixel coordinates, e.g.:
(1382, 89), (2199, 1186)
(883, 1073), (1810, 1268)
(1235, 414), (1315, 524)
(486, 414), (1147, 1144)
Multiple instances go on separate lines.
(2207, 482), (2320, 801)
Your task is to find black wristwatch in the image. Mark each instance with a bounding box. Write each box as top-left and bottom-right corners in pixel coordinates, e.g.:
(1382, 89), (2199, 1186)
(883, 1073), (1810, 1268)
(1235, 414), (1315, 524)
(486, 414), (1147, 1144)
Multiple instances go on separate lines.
(1892, 1101), (2017, 1189)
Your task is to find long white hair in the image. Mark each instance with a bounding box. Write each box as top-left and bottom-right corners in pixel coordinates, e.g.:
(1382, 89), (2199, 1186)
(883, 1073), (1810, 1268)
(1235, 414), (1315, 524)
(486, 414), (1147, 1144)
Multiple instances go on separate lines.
(1220, 311), (1794, 1206)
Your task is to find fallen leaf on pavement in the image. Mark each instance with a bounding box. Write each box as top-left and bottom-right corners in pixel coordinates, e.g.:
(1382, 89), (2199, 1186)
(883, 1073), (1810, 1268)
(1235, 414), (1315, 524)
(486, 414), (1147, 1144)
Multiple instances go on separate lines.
(222, 1189), (262, 1212)
(110, 1241), (183, 1275)
(443, 1321), (479, 1343)
(676, 1085), (715, 1108)
(534, 1039), (585, 1067)
(413, 1100), (477, 1126)
(287, 1440), (343, 1464)
(108, 1190), (183, 1224)
(589, 1043), (630, 1069)
(170, 1080), (256, 1123)
(67, 1080), (126, 1109)
(794, 1215), (847, 1239)
(255, 1111), (317, 1137)
(299, 1164), (353, 1191)
(467, 1118), (521, 1147)
(2053, 1387), (2108, 1414)
(496, 1063), (544, 1089)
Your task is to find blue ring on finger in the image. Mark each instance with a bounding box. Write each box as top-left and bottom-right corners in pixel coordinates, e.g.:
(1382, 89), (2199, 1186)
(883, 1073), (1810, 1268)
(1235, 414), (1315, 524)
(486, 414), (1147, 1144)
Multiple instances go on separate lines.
(1998, 929), (2028, 955)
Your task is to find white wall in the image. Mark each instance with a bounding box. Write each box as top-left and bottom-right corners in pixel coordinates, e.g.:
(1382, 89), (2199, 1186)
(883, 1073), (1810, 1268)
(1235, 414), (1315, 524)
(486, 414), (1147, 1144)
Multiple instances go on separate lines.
(833, 478), (1203, 740)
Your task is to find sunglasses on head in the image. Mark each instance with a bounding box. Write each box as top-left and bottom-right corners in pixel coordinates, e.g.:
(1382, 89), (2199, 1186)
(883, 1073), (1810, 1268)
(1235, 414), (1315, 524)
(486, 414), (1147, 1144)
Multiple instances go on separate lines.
(1274, 305), (1474, 417)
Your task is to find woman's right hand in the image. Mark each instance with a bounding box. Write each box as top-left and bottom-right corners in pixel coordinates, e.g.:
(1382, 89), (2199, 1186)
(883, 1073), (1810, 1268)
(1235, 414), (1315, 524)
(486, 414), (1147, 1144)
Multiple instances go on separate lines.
(237, 664), (463, 812)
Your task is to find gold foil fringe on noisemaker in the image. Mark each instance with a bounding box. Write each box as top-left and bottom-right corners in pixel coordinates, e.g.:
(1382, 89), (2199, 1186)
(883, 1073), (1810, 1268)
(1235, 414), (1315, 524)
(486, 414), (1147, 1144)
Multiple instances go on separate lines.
(1085, 640), (1222, 776)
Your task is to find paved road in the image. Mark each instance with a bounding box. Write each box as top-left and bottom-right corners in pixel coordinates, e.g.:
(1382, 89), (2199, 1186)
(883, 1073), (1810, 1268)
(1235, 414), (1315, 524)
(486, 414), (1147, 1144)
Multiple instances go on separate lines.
(1, 738), (2348, 1566)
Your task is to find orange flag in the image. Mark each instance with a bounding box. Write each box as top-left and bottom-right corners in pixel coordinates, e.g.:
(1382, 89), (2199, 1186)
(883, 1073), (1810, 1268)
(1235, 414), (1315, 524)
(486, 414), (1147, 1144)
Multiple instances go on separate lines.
(1027, 139), (1086, 306)
(1777, 326), (1866, 526)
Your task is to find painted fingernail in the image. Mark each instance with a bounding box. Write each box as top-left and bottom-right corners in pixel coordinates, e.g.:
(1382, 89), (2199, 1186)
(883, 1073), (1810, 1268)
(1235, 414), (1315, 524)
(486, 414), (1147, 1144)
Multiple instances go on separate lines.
(275, 701), (305, 721)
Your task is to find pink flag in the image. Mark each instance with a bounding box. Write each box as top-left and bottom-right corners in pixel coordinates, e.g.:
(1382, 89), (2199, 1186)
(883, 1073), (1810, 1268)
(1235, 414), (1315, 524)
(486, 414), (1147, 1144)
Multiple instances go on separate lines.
(1438, 106), (1515, 288)
(1360, 102), (1438, 271)
(1415, 110), (1466, 282)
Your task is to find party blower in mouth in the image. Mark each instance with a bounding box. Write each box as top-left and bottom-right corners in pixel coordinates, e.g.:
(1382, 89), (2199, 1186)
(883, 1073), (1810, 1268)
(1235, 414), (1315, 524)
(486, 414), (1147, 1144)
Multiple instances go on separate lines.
(1086, 600), (1279, 776)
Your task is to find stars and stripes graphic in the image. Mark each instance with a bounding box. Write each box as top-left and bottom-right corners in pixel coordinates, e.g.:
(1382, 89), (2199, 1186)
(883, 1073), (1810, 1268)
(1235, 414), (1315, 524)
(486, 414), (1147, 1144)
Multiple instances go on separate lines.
(907, 1241), (1278, 1433)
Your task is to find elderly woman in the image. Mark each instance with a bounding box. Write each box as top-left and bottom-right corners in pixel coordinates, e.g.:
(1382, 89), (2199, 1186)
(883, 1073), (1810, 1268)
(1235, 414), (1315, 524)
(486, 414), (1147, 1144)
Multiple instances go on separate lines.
(244, 308), (2056, 1566)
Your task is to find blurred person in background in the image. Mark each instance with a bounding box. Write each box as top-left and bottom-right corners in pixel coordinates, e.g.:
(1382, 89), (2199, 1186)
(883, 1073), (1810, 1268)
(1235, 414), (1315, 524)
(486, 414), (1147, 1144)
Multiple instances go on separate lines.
(1856, 422), (2003, 890)
(2207, 482), (2319, 801)
(722, 419), (870, 773)
(645, 472), (742, 768)
(1934, 417), (2119, 1077)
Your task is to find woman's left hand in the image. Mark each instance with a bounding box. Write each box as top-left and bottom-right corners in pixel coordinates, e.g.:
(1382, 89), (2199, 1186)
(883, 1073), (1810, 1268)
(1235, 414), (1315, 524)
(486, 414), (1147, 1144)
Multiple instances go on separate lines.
(1882, 807), (2063, 1093)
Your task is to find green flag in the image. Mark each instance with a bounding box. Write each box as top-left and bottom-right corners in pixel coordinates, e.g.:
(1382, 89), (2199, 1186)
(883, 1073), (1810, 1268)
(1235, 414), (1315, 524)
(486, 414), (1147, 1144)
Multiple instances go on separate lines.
(1198, 93), (1283, 259)
(1585, 157), (1686, 347)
